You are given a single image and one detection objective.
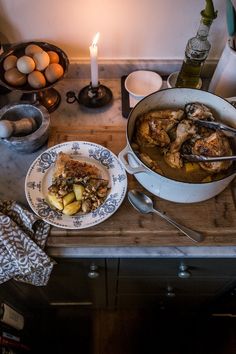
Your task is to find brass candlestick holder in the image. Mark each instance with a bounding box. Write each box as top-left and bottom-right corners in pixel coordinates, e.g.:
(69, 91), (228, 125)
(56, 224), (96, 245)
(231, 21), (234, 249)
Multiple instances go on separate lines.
(66, 82), (112, 108)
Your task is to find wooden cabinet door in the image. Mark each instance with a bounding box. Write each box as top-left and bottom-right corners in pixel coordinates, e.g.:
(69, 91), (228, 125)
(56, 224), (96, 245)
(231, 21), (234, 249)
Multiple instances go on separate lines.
(41, 258), (106, 308)
(119, 258), (236, 278)
(0, 280), (48, 310)
(116, 258), (236, 311)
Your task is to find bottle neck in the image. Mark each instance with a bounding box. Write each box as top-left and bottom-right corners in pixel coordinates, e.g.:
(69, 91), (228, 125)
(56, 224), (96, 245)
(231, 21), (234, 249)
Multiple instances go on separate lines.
(196, 19), (212, 39)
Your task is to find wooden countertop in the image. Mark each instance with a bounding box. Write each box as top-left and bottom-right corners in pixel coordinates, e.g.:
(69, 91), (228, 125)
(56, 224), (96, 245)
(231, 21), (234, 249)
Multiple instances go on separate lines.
(46, 125), (236, 248)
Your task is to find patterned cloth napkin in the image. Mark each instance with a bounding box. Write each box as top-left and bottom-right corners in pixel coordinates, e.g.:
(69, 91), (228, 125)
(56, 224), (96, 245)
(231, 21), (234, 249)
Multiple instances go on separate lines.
(0, 200), (54, 286)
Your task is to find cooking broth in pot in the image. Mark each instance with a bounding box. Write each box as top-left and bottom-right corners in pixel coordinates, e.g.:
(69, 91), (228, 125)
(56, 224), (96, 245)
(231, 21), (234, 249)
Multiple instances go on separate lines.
(131, 102), (235, 183)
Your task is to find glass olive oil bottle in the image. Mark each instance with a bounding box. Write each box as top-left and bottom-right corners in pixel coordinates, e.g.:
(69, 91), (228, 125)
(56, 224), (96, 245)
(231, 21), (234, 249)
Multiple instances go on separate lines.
(176, 0), (217, 88)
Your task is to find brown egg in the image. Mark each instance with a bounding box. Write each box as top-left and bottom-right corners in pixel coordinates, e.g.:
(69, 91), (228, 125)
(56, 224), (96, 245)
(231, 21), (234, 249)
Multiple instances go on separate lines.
(25, 44), (43, 57)
(33, 51), (50, 71)
(3, 55), (17, 71)
(28, 71), (46, 89)
(4, 68), (27, 86)
(47, 50), (59, 64)
(45, 63), (64, 83)
(17, 55), (35, 74)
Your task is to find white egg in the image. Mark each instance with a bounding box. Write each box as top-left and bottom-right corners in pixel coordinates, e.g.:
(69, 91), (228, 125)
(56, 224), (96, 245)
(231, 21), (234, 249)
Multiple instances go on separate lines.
(17, 55), (35, 74)
(33, 51), (50, 71)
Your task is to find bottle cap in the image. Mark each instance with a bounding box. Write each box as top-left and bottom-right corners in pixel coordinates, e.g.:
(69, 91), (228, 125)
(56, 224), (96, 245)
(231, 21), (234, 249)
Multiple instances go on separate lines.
(201, 0), (217, 25)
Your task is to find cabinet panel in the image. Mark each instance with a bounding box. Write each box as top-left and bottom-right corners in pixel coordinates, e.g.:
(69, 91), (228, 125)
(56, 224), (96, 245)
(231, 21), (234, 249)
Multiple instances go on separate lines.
(0, 280), (48, 310)
(119, 259), (236, 277)
(2, 257), (235, 313)
(116, 258), (236, 311)
(118, 277), (232, 295)
(116, 294), (212, 310)
(41, 259), (106, 308)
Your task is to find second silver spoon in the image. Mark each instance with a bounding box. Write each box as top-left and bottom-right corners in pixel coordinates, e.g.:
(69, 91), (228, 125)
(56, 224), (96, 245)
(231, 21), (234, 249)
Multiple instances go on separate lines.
(128, 190), (204, 243)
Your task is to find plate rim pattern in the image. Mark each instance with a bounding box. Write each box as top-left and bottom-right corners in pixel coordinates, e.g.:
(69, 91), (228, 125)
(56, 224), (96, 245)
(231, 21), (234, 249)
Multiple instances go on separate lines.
(25, 141), (127, 229)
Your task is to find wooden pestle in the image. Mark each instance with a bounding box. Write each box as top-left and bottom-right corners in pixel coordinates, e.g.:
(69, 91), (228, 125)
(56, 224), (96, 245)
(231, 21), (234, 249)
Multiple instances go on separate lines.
(0, 117), (37, 138)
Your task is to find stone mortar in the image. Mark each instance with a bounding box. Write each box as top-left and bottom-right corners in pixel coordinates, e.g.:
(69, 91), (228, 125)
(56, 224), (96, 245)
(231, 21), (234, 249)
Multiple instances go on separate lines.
(0, 102), (50, 153)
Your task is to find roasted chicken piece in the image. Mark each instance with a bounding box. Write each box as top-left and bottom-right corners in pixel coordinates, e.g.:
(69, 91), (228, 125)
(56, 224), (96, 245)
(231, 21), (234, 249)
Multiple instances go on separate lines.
(139, 152), (163, 175)
(53, 152), (102, 179)
(185, 102), (215, 121)
(169, 120), (197, 153)
(136, 109), (184, 147)
(164, 120), (197, 169)
(192, 131), (233, 173)
(164, 151), (183, 169)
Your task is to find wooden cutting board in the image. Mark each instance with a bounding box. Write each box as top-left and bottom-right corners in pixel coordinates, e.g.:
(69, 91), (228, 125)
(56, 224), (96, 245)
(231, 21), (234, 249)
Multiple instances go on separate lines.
(46, 125), (236, 247)
(47, 125), (126, 155)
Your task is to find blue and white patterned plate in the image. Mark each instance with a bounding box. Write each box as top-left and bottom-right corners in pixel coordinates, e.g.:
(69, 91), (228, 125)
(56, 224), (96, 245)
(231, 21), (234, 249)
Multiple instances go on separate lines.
(25, 141), (127, 229)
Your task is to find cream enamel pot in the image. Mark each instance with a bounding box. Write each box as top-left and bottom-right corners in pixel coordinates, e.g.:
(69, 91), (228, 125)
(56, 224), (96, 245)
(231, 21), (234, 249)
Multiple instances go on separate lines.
(118, 88), (236, 203)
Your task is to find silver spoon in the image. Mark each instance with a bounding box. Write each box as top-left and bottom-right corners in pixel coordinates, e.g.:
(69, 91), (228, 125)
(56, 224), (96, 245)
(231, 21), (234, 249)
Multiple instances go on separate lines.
(128, 190), (204, 243)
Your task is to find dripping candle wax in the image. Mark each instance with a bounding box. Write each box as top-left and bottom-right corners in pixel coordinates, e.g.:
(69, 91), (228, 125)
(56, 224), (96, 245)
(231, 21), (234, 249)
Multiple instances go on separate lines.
(90, 32), (100, 88)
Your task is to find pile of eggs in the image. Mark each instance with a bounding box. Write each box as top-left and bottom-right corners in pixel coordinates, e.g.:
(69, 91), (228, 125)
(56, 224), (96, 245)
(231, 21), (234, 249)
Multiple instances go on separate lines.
(3, 43), (64, 89)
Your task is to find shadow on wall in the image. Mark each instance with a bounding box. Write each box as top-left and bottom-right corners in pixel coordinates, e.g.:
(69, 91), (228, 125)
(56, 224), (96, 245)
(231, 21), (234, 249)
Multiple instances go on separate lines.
(0, 0), (78, 58)
(0, 0), (18, 47)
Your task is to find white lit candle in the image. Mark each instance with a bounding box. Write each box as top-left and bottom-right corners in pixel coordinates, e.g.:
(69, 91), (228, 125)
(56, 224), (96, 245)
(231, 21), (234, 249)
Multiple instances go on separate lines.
(90, 32), (100, 88)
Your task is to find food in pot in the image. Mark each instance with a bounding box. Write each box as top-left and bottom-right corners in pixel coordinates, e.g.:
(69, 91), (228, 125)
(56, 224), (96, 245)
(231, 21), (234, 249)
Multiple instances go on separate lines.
(46, 152), (110, 215)
(136, 109), (184, 147)
(132, 102), (234, 183)
(192, 131), (232, 173)
(185, 102), (214, 120)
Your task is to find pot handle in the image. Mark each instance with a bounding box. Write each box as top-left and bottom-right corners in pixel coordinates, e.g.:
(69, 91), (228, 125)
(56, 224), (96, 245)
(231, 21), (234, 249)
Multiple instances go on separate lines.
(118, 145), (147, 174)
(226, 96), (236, 107)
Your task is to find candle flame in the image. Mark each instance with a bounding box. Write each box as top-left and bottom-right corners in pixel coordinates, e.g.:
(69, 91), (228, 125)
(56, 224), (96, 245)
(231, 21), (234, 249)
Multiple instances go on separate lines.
(92, 32), (100, 47)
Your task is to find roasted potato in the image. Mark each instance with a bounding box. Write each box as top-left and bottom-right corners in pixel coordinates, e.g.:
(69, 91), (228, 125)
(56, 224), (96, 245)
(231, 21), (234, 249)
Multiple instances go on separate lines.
(201, 175), (212, 183)
(185, 162), (200, 173)
(63, 201), (81, 215)
(63, 191), (75, 207)
(73, 184), (85, 201)
(47, 193), (63, 211)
